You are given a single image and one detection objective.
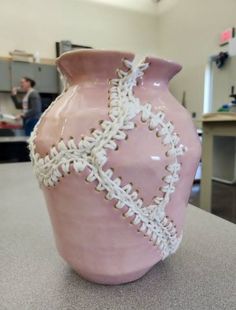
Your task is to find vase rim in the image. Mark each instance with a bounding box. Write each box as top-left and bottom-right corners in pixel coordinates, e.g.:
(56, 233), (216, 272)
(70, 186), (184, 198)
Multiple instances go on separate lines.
(56, 49), (182, 84)
(56, 49), (134, 66)
(56, 49), (181, 68)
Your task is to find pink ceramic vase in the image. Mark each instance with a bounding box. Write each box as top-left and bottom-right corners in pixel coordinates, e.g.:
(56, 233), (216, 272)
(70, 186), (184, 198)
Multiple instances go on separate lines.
(29, 50), (201, 285)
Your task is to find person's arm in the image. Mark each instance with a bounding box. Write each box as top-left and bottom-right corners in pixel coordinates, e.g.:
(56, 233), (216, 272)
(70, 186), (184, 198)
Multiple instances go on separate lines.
(23, 92), (41, 119)
(11, 87), (23, 109)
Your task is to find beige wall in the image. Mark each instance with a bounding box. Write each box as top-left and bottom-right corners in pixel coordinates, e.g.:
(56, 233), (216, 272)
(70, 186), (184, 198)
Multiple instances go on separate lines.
(1, 0), (236, 120)
(156, 0), (236, 121)
(0, 0), (158, 59)
(0, 0), (158, 114)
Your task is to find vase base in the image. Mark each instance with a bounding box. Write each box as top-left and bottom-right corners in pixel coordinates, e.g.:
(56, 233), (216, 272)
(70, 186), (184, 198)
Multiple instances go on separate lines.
(72, 265), (154, 285)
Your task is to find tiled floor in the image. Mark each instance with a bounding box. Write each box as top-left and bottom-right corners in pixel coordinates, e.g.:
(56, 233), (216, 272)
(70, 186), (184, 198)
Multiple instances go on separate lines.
(189, 181), (236, 224)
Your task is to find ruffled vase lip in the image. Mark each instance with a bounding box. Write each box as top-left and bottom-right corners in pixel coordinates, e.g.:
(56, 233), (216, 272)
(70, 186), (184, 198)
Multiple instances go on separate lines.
(144, 56), (182, 72)
(56, 49), (182, 84)
(56, 49), (181, 68)
(141, 56), (182, 83)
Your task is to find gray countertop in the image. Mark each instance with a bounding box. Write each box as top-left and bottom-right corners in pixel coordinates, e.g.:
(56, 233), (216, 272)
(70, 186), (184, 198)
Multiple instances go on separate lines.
(0, 162), (235, 310)
(0, 136), (28, 143)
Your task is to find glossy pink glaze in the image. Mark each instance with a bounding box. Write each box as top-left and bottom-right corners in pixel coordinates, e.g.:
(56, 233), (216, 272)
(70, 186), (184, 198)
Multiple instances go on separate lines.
(35, 50), (201, 284)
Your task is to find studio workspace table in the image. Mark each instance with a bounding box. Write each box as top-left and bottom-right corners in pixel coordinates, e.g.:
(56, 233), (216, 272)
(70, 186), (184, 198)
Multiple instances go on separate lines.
(0, 163), (236, 310)
(200, 113), (236, 212)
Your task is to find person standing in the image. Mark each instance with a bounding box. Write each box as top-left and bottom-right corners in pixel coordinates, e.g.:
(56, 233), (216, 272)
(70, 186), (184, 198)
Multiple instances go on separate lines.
(11, 77), (41, 136)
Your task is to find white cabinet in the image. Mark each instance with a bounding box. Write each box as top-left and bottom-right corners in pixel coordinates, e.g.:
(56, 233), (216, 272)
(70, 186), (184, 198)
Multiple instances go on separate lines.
(34, 64), (59, 94)
(9, 61), (59, 94)
(0, 60), (11, 91)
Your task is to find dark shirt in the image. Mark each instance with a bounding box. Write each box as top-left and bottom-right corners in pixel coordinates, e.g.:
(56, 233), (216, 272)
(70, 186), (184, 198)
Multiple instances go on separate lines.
(11, 90), (42, 120)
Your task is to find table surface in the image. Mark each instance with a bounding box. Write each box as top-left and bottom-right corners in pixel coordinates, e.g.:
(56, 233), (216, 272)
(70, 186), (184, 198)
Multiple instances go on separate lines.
(0, 163), (236, 310)
(202, 112), (236, 122)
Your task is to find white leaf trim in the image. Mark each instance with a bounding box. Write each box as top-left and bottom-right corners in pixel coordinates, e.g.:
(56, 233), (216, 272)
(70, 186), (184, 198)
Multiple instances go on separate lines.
(28, 58), (187, 260)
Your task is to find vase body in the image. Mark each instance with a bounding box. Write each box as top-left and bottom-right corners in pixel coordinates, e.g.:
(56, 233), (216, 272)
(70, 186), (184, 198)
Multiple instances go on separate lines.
(29, 50), (201, 285)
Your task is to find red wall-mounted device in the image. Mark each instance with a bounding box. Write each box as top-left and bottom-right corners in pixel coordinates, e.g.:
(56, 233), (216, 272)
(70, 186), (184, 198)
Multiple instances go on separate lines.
(219, 27), (235, 46)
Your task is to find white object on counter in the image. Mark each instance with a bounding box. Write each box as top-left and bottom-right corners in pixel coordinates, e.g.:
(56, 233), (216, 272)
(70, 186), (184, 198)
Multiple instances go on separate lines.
(0, 113), (16, 121)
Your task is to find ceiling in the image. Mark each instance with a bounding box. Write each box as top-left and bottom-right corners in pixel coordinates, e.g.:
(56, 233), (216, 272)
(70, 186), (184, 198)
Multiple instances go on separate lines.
(85, 0), (178, 16)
